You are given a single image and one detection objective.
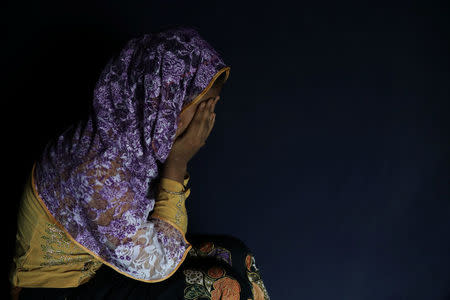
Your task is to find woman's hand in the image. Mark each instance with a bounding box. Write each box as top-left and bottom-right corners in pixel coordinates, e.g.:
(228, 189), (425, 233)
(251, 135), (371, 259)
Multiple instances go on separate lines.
(166, 96), (219, 167)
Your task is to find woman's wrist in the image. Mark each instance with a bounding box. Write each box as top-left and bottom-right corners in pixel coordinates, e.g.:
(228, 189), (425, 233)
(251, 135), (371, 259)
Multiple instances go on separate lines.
(161, 159), (187, 185)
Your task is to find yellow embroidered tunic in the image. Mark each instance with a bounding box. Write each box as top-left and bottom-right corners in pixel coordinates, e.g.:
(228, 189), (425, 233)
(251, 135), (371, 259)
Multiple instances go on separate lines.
(9, 164), (191, 288)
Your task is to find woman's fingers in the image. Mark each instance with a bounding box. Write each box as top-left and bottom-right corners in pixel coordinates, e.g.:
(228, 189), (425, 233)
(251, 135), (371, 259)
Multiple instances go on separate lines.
(194, 97), (212, 140)
(205, 97), (215, 115)
(185, 96), (218, 145)
(209, 96), (219, 113)
(199, 98), (214, 120)
(168, 96), (219, 164)
(200, 99), (214, 135)
(206, 112), (215, 137)
(204, 97), (218, 138)
(193, 101), (207, 124)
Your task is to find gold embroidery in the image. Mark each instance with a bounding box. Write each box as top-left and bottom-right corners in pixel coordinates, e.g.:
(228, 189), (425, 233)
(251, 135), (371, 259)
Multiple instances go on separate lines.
(40, 222), (86, 266)
(174, 193), (187, 227)
(152, 183), (188, 234)
(40, 222), (103, 285)
(78, 260), (103, 285)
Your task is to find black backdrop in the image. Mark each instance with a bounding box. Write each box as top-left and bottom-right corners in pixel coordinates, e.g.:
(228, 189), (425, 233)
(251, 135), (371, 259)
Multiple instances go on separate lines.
(3, 0), (450, 299)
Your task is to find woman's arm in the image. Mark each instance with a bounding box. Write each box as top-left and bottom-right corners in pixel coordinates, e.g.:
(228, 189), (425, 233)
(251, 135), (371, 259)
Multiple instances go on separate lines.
(161, 96), (218, 182)
(149, 96), (218, 233)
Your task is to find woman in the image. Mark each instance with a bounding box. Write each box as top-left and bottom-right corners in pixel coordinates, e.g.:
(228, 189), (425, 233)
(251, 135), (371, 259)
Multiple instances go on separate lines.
(9, 26), (270, 299)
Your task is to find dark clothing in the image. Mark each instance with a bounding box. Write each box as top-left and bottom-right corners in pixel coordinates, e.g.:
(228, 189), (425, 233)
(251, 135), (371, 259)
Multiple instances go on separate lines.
(17, 234), (270, 300)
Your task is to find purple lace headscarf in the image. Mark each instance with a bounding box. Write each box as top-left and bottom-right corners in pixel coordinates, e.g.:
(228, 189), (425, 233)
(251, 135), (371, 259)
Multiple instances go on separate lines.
(33, 26), (230, 281)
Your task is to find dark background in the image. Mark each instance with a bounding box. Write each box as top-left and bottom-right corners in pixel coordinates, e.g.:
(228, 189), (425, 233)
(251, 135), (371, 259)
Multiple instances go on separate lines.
(3, 0), (450, 298)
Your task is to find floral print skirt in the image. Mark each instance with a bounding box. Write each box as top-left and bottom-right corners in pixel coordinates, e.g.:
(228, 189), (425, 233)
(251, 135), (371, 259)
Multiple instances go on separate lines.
(18, 234), (270, 300)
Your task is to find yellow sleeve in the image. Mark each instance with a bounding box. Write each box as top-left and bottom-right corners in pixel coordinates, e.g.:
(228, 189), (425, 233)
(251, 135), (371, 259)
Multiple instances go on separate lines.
(151, 172), (191, 235)
(10, 165), (103, 288)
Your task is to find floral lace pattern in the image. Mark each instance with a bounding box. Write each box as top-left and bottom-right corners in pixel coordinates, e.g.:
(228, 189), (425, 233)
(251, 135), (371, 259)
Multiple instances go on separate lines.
(33, 27), (230, 281)
(113, 217), (191, 280)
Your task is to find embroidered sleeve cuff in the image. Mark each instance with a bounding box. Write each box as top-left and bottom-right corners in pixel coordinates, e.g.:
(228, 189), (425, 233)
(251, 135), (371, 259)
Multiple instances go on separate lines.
(152, 199), (188, 235)
(152, 173), (191, 235)
(159, 172), (190, 198)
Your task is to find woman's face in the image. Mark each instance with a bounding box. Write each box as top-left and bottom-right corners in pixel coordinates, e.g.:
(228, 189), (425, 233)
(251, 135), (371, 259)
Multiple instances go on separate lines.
(175, 82), (223, 139)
